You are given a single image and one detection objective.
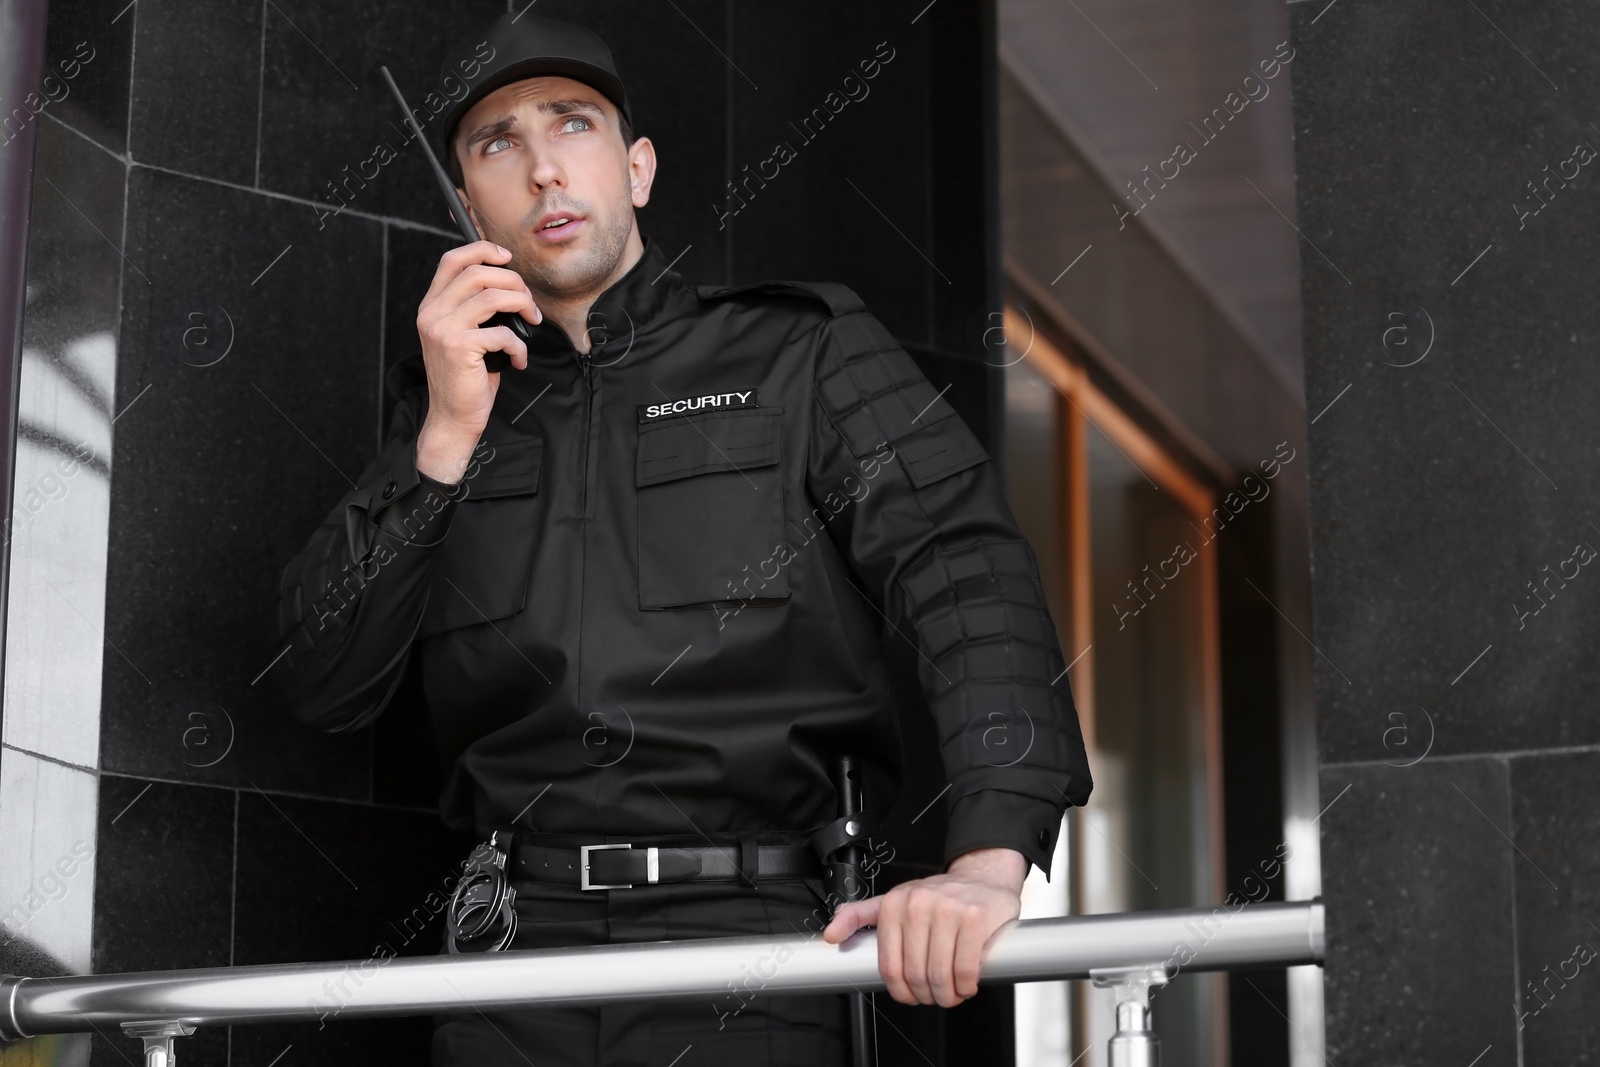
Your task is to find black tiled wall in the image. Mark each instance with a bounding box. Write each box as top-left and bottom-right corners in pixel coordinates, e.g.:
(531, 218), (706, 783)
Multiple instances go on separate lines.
(20, 1), (1002, 1063)
(1291, 0), (1600, 1061)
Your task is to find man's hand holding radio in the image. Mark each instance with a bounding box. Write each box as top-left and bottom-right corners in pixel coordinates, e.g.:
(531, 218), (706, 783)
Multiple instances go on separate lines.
(414, 240), (542, 484)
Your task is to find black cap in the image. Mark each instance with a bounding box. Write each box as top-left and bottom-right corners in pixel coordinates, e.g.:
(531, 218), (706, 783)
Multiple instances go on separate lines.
(434, 11), (632, 172)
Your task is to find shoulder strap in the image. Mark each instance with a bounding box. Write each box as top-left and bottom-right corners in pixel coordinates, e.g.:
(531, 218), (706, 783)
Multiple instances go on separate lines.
(692, 279), (866, 318)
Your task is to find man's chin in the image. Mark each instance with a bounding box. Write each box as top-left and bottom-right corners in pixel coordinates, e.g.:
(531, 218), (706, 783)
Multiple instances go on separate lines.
(519, 249), (607, 295)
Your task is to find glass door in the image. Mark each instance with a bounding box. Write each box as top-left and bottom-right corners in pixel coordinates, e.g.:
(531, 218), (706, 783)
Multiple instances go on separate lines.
(1005, 305), (1226, 1067)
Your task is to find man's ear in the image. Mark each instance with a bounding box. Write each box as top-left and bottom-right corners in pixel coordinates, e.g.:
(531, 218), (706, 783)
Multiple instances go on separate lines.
(455, 191), (488, 241)
(628, 136), (657, 210)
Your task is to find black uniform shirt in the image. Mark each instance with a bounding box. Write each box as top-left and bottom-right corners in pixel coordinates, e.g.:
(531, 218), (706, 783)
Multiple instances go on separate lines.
(270, 234), (1092, 876)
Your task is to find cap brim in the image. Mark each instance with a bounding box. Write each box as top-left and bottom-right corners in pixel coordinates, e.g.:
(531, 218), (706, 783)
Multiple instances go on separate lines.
(439, 58), (630, 161)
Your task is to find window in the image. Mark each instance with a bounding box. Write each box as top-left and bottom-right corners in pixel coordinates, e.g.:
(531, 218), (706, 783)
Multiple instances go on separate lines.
(1006, 305), (1227, 1067)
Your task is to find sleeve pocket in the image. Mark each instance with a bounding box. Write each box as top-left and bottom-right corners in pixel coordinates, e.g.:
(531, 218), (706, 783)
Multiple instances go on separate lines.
(814, 329), (989, 489)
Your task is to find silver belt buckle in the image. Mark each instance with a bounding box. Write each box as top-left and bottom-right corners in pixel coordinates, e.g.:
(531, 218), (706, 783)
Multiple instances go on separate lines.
(579, 843), (661, 890)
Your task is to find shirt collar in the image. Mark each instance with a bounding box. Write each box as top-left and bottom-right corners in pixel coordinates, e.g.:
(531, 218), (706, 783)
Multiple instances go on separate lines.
(524, 233), (683, 359)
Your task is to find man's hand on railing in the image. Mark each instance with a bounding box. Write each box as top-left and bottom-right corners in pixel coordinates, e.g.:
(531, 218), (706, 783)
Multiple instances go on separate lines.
(821, 846), (1028, 1008)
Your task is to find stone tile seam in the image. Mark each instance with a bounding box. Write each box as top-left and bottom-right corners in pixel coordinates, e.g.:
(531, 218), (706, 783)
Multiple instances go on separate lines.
(230, 789), (239, 985)
(130, 158), (462, 238)
(1, 748), (438, 825)
(39, 108), (123, 165)
(376, 220), (389, 457)
(2, 745), (433, 817)
(39, 57), (460, 240)
(1321, 741), (1600, 770)
(97, 765), (436, 814)
(1504, 753), (1526, 1067)
(255, 0), (267, 191)
(2, 740), (95, 776)
(122, 0), (138, 169)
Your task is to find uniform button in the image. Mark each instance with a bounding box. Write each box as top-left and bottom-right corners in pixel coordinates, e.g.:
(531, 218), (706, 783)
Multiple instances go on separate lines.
(1038, 829), (1049, 848)
(381, 481), (397, 499)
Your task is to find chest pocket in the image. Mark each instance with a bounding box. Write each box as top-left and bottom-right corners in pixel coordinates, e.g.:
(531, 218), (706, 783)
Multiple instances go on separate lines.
(635, 408), (789, 609)
(417, 437), (543, 639)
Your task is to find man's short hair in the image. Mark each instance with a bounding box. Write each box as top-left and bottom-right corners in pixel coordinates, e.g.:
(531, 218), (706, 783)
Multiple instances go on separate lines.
(448, 98), (637, 189)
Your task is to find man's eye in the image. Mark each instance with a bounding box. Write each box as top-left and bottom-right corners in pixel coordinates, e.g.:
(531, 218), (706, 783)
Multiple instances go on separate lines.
(483, 135), (512, 156)
(562, 116), (594, 133)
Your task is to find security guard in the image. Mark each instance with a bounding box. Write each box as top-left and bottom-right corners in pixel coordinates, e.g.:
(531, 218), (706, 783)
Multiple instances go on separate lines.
(268, 11), (1091, 1067)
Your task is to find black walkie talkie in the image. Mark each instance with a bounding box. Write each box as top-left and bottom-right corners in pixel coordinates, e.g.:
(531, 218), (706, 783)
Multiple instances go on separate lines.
(378, 65), (523, 374)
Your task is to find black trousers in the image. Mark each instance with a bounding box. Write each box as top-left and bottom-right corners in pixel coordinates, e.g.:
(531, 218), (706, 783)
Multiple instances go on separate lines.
(430, 871), (853, 1066)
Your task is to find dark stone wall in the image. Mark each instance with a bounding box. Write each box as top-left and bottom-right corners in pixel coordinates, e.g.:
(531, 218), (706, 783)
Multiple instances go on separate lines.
(1289, 1), (1600, 1062)
(8, 0), (1005, 1063)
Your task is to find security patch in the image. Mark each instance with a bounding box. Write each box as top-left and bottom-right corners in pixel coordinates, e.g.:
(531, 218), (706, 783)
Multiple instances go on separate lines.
(638, 389), (760, 422)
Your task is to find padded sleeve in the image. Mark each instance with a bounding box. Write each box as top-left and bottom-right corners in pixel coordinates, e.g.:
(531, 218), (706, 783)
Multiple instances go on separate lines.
(266, 381), (467, 734)
(808, 308), (1093, 878)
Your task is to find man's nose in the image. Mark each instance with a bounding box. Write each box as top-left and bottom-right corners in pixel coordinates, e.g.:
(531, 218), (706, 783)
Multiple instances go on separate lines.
(527, 150), (565, 190)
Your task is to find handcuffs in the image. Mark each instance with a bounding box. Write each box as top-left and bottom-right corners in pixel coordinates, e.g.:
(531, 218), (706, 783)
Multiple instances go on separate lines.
(445, 830), (518, 953)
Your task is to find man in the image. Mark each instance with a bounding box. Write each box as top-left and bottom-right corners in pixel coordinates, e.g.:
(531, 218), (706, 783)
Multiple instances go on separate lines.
(269, 11), (1091, 1066)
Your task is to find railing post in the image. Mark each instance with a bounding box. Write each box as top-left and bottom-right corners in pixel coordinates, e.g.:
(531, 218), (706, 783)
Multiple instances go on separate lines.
(1090, 963), (1171, 1067)
(121, 1020), (195, 1066)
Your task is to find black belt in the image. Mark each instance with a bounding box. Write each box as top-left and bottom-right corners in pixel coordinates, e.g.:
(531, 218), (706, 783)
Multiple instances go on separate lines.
(508, 831), (824, 890)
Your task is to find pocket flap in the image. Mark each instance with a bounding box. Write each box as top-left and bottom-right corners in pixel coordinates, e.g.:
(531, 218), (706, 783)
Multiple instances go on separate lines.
(463, 437), (543, 499)
(635, 408), (782, 487)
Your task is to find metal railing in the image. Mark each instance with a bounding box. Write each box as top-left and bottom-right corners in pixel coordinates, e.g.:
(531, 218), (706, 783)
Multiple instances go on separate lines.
(0, 899), (1322, 1066)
